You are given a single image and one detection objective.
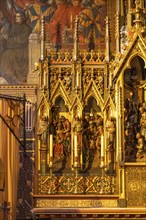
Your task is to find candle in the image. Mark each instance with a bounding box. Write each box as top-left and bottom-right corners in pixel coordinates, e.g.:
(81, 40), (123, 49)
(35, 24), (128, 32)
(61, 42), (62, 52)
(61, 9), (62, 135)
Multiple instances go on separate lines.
(50, 134), (53, 158)
(101, 134), (104, 157)
(74, 134), (78, 157)
(109, 74), (112, 87)
(76, 73), (79, 87)
(100, 134), (104, 167)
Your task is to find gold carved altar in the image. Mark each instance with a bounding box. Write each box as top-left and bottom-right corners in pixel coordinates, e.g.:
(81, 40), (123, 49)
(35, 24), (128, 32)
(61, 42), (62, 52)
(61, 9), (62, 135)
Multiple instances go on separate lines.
(30, 1), (146, 219)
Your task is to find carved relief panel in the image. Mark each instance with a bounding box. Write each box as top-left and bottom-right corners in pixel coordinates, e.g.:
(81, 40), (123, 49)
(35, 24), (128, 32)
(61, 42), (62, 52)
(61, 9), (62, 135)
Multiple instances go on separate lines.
(35, 51), (117, 195)
(124, 56), (146, 162)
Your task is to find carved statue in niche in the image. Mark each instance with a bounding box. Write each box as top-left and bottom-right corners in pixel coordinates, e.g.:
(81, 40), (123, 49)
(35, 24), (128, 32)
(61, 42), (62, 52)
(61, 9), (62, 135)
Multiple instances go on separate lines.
(73, 115), (83, 147)
(136, 102), (146, 161)
(73, 115), (83, 168)
(53, 119), (64, 161)
(124, 67), (140, 161)
(139, 102), (146, 140)
(105, 109), (116, 175)
(82, 68), (91, 91)
(53, 115), (71, 172)
(83, 120), (97, 172)
(82, 108), (102, 172)
(94, 69), (104, 96)
(124, 92), (138, 162)
(37, 115), (49, 146)
(94, 113), (103, 162)
(63, 72), (72, 92)
(82, 113), (89, 170)
(61, 116), (71, 160)
(124, 67), (139, 97)
(106, 110), (115, 142)
(37, 114), (50, 173)
(136, 132), (145, 159)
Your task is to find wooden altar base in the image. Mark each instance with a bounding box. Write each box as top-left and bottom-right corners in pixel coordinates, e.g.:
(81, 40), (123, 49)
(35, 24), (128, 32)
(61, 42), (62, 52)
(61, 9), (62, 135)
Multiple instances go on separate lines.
(32, 195), (146, 219)
(32, 207), (146, 219)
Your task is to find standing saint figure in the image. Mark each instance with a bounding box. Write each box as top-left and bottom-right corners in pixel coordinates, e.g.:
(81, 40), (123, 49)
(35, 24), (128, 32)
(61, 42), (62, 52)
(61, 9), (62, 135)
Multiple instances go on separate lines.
(1, 11), (31, 82)
(105, 110), (116, 175)
(139, 103), (146, 141)
(0, 10), (11, 55)
(60, 116), (71, 160)
(37, 115), (49, 146)
(73, 116), (83, 150)
(65, 0), (83, 42)
(53, 120), (64, 160)
(46, 0), (68, 49)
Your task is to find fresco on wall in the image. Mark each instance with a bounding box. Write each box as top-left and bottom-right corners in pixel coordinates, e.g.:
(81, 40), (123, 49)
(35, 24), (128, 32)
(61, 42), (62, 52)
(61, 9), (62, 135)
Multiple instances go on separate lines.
(0, 0), (107, 84)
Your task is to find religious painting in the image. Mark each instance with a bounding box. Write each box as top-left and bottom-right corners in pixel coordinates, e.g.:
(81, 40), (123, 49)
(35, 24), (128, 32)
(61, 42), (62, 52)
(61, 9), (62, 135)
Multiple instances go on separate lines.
(0, 0), (107, 84)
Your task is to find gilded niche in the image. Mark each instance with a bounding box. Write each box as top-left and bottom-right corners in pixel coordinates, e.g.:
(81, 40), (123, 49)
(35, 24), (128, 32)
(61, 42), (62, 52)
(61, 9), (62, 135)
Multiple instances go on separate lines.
(124, 57), (146, 162)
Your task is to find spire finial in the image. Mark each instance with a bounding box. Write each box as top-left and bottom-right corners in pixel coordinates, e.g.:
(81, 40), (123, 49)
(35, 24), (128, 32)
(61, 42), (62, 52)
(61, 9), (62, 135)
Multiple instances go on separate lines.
(73, 16), (79, 61)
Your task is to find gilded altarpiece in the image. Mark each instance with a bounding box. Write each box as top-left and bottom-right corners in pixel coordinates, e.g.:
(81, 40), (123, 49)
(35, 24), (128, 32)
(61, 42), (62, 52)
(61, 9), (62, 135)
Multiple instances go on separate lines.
(31, 2), (146, 218)
(30, 2), (146, 219)
(0, 0), (145, 219)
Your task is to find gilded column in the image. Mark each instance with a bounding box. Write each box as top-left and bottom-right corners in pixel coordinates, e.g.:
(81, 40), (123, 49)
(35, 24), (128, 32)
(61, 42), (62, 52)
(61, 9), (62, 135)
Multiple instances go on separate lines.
(73, 116), (82, 169)
(117, 83), (123, 163)
(115, 79), (126, 202)
(73, 16), (79, 62)
(105, 17), (110, 62)
(40, 16), (45, 61)
(115, 11), (120, 54)
(134, 0), (142, 30)
(127, 0), (132, 27)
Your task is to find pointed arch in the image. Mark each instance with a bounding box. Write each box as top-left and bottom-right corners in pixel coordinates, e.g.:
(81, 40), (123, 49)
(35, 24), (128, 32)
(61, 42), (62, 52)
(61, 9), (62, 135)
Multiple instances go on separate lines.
(54, 96), (69, 112)
(84, 96), (101, 113)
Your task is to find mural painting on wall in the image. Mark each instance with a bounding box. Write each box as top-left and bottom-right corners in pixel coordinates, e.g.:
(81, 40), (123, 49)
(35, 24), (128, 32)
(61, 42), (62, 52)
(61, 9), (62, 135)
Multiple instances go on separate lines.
(0, 0), (107, 84)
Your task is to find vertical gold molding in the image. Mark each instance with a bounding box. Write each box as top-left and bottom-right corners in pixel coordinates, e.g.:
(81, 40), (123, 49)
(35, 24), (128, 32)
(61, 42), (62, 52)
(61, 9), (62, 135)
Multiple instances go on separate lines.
(40, 16), (45, 61)
(105, 16), (110, 61)
(127, 0), (132, 28)
(119, 168), (125, 198)
(144, 85), (146, 101)
(117, 80), (123, 163)
(71, 111), (74, 170)
(115, 12), (120, 54)
(115, 84), (119, 162)
(7, 106), (12, 219)
(37, 109), (41, 171)
(103, 110), (106, 167)
(73, 16), (79, 62)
